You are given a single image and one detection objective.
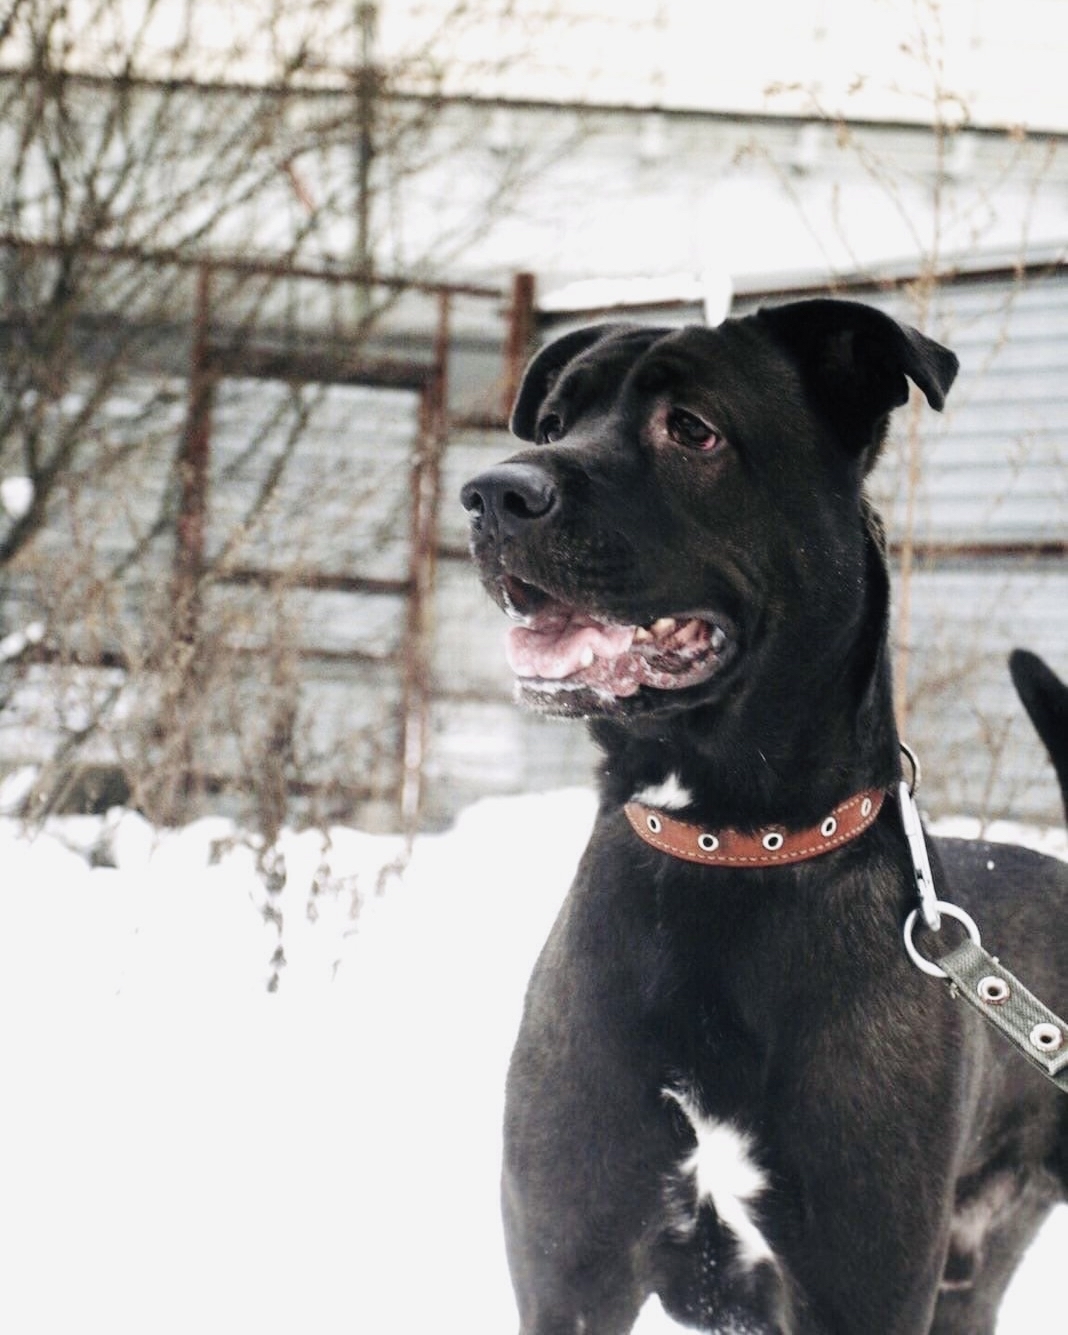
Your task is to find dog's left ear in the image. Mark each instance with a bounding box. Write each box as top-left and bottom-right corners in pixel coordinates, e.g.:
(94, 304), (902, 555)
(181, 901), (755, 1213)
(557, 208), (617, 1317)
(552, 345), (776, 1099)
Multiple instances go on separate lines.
(755, 298), (959, 463)
(510, 323), (626, 440)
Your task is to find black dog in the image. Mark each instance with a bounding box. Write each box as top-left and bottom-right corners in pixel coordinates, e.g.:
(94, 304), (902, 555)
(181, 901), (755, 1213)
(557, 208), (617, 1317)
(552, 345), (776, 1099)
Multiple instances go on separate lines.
(461, 300), (1068, 1335)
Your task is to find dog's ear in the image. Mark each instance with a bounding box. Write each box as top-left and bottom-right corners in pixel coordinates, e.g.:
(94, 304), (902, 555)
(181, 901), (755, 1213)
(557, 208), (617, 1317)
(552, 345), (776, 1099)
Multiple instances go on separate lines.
(510, 324), (624, 440)
(755, 299), (959, 462)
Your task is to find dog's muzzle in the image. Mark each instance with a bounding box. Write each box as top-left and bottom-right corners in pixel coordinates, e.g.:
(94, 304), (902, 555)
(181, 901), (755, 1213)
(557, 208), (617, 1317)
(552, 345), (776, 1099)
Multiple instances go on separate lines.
(461, 462), (736, 712)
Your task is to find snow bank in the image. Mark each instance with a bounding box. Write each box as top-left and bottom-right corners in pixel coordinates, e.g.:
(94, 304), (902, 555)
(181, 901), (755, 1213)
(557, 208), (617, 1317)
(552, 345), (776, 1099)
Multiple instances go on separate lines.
(0, 789), (1062, 1333)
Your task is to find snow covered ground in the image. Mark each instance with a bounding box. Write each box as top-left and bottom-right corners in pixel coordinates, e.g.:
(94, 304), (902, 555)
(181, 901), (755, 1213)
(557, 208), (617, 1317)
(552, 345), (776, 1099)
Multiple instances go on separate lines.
(0, 779), (1064, 1334)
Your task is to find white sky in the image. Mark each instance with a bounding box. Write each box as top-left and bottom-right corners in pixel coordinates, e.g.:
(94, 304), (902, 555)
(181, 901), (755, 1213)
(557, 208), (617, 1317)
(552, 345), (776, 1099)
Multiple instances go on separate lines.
(8, 0), (1068, 133)
(385, 0), (1068, 132)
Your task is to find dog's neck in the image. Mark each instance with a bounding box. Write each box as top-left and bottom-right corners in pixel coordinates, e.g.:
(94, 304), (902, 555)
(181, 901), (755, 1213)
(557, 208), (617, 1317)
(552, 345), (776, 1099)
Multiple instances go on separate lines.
(591, 650), (901, 831)
(590, 509), (902, 829)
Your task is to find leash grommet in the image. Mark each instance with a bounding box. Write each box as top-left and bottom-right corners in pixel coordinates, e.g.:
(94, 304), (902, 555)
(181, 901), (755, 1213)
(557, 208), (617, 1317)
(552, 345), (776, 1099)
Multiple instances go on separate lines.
(1029, 1022), (1063, 1054)
(762, 832), (784, 852)
(860, 797), (873, 818)
(646, 814), (662, 835)
(697, 833), (719, 852)
(820, 816), (838, 837)
(977, 976), (1011, 1006)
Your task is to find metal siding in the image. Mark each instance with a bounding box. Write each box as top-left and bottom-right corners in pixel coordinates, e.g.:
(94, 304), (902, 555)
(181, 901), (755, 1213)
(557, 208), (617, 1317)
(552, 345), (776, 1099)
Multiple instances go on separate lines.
(4, 282), (1065, 828)
(431, 558), (515, 699)
(0, 371), (182, 658)
(739, 275), (1068, 823)
(421, 697), (599, 828)
(441, 276), (1068, 826)
(867, 277), (1068, 547)
(295, 661), (403, 794)
(0, 664), (127, 770)
(872, 279), (1066, 823)
(893, 564), (1068, 824)
(202, 584), (406, 658)
(200, 379), (419, 815)
(206, 379), (418, 581)
(0, 372), (423, 824)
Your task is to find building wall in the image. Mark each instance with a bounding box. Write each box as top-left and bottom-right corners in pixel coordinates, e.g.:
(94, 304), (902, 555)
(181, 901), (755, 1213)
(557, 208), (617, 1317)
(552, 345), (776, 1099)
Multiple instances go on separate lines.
(1, 58), (1066, 829)
(440, 270), (1067, 828)
(2, 267), (1065, 829)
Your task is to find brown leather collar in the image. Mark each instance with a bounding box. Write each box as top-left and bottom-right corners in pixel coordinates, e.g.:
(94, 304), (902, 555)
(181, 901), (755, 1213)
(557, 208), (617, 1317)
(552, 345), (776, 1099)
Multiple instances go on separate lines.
(624, 788), (887, 868)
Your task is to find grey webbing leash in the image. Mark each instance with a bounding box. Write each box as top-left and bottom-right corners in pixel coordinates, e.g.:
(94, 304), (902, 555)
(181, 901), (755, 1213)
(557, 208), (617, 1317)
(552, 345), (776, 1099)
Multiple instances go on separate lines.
(898, 744), (1068, 1094)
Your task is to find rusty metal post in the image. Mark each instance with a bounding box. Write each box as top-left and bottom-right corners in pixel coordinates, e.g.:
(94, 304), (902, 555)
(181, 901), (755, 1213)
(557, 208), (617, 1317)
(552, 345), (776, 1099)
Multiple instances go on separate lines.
(502, 271), (536, 420)
(159, 263), (215, 818)
(353, 2), (379, 321)
(400, 289), (450, 831)
(174, 264), (213, 644)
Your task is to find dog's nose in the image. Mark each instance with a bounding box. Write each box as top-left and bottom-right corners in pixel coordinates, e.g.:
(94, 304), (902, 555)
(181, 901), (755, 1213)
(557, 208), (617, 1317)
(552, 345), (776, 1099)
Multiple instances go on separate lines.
(461, 462), (557, 533)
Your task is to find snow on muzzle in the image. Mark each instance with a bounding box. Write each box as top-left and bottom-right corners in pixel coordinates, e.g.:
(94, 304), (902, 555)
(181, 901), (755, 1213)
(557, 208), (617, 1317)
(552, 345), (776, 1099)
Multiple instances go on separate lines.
(504, 602), (730, 700)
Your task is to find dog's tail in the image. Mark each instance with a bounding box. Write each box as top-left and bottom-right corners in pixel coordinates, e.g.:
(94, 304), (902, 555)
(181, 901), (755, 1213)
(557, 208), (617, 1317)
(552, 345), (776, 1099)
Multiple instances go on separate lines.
(1009, 649), (1068, 827)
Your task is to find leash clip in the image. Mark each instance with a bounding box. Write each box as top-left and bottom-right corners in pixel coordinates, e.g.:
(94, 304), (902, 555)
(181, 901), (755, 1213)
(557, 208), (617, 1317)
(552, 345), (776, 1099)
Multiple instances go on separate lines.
(898, 765), (941, 931)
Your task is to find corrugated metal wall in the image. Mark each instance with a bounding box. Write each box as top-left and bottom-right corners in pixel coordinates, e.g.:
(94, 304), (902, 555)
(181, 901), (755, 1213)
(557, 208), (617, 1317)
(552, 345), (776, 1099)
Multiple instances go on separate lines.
(203, 377), (421, 811)
(0, 371), (425, 825)
(435, 270), (1068, 827)
(855, 274), (1067, 824)
(2, 269), (1065, 829)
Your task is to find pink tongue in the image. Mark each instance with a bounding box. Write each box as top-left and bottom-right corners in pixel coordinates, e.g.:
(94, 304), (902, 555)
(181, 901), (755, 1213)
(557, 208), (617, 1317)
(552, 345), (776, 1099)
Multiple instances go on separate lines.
(505, 615), (636, 680)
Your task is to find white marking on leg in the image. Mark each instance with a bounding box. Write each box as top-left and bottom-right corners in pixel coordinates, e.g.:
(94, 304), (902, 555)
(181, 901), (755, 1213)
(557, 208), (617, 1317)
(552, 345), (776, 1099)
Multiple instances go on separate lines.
(634, 773), (694, 811)
(665, 1088), (774, 1269)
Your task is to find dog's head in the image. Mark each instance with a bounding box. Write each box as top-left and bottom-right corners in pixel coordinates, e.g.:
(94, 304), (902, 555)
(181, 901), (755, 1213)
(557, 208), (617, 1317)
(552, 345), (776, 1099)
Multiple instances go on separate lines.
(461, 298), (957, 721)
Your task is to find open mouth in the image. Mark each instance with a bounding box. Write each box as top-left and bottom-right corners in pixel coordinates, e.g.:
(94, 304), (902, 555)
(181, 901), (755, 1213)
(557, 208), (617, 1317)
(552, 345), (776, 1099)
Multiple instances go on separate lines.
(497, 575), (733, 703)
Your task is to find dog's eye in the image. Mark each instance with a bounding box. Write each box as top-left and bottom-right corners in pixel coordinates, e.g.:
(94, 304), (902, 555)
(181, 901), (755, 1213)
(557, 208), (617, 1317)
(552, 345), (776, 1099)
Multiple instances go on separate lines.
(537, 414), (564, 444)
(667, 408), (721, 452)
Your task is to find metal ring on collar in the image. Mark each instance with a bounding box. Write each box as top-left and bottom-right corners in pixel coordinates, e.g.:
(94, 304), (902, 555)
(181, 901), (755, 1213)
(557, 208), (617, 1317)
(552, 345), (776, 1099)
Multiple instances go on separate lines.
(900, 741), (922, 796)
(903, 901), (982, 978)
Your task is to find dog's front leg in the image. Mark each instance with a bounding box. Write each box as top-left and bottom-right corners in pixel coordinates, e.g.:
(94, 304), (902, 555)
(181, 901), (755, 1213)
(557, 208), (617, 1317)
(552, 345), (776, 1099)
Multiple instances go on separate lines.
(501, 921), (688, 1334)
(502, 1057), (667, 1335)
(766, 997), (971, 1335)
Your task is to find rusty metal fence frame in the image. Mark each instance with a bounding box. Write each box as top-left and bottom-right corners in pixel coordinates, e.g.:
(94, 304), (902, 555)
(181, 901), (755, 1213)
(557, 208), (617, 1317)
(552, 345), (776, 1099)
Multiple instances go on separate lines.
(1, 236), (538, 829)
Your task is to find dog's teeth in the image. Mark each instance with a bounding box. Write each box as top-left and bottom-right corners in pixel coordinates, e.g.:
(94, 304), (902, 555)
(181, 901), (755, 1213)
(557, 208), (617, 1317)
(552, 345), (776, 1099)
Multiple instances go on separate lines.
(710, 625), (727, 653)
(633, 627), (654, 643)
(579, 646), (595, 668)
(650, 617), (677, 637)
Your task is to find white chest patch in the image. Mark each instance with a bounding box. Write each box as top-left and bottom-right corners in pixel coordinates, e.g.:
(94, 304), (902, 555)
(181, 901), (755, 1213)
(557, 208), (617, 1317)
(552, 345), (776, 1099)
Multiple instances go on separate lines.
(665, 1088), (774, 1270)
(633, 773), (694, 812)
